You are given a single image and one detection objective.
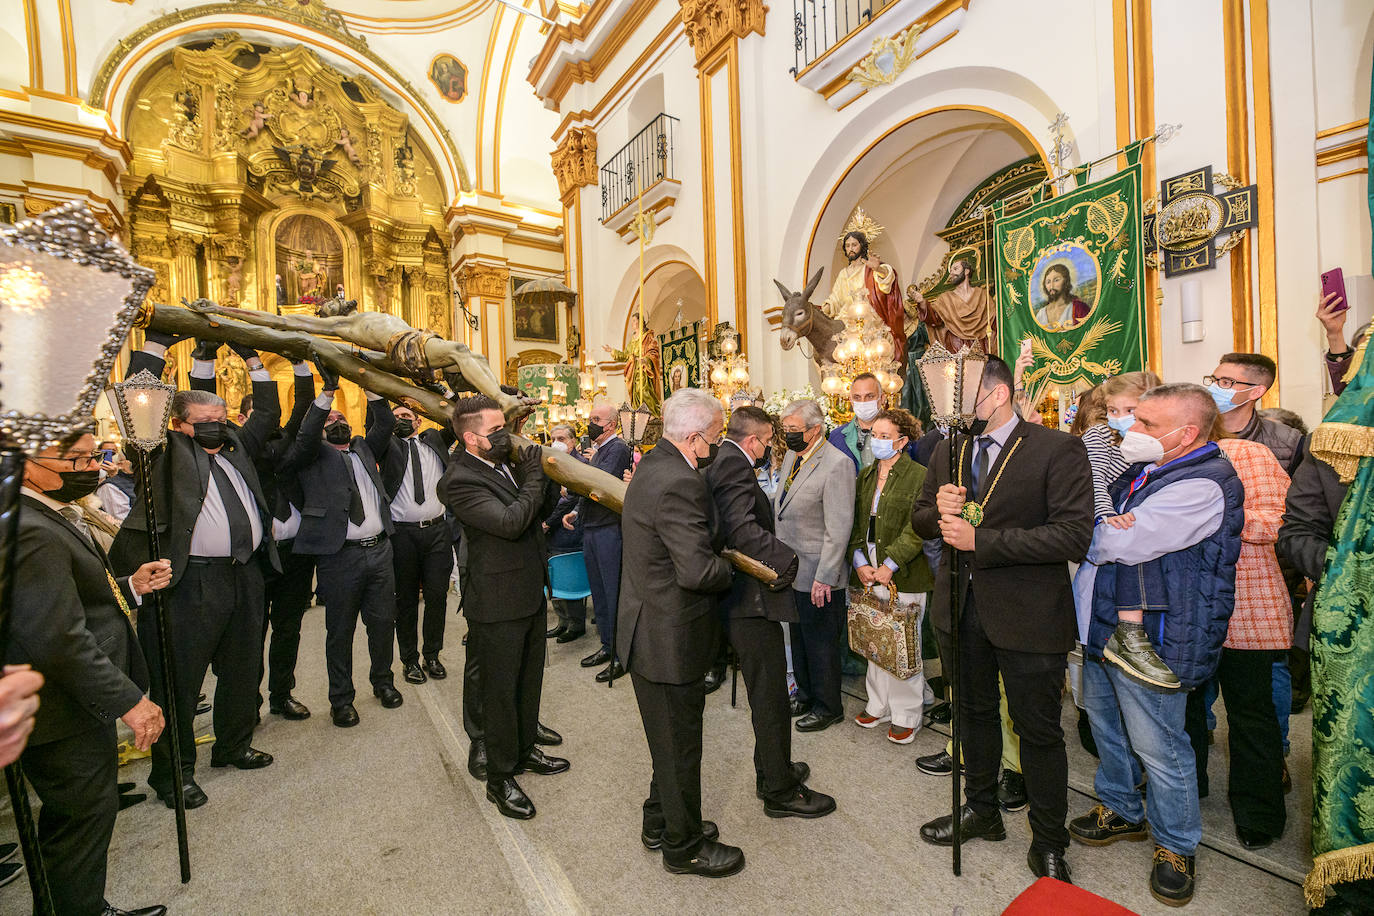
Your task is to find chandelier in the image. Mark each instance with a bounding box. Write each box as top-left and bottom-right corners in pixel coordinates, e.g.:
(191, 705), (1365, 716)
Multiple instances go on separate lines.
(706, 322), (759, 410)
(818, 291), (904, 418)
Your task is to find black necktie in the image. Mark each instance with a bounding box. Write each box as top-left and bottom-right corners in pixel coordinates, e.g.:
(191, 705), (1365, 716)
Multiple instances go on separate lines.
(210, 456), (254, 563)
(972, 436), (993, 500)
(344, 452), (366, 525)
(409, 439), (425, 503)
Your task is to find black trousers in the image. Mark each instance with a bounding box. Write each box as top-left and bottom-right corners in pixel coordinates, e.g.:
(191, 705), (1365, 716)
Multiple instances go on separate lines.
(939, 592), (1070, 855)
(316, 539), (396, 708)
(726, 615), (797, 801)
(462, 633), (483, 741)
(789, 589), (845, 718)
(262, 538), (315, 704)
(141, 557), (265, 795)
(467, 611), (544, 781)
(1184, 647), (1286, 836)
(23, 725), (118, 916)
(392, 520), (455, 665)
(633, 671), (707, 862)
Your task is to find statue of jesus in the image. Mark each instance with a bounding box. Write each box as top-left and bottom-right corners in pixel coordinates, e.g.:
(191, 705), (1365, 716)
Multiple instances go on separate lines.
(909, 255), (996, 353)
(822, 230), (907, 365)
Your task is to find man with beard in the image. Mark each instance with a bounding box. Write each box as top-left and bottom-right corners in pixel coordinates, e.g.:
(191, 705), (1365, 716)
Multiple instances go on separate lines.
(910, 255), (997, 353)
(1033, 263), (1091, 331)
(822, 230), (907, 366)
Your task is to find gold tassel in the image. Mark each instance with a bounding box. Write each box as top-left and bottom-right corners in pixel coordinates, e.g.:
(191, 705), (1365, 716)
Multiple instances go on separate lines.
(1341, 336), (1371, 386)
(1304, 843), (1374, 907)
(1310, 422), (1374, 483)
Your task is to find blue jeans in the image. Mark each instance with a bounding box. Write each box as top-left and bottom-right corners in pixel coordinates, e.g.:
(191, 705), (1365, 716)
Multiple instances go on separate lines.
(1082, 656), (1201, 855)
(1271, 657), (1291, 754)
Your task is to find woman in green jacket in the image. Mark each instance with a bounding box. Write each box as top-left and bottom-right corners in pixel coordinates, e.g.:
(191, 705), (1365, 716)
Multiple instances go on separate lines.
(848, 409), (935, 744)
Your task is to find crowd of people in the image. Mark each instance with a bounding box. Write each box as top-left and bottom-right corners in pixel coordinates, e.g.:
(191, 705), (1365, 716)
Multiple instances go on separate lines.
(0, 297), (1369, 913)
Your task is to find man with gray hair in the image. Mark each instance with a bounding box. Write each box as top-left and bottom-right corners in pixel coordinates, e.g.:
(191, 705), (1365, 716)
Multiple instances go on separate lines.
(618, 388), (739, 876)
(773, 398), (856, 732)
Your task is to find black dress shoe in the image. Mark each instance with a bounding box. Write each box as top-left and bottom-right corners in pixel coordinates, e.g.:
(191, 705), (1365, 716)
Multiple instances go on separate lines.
(919, 806), (1006, 846)
(211, 747), (273, 770)
(118, 792), (147, 811)
(915, 750), (962, 776)
(468, 739), (487, 781)
(0, 842), (16, 863)
(662, 839), (745, 878)
(195, 699), (212, 716)
(424, 657), (448, 679)
(487, 777), (535, 819)
(581, 647), (611, 668)
(755, 761), (811, 799)
(375, 685), (404, 708)
(789, 697), (811, 718)
(642, 820), (718, 850)
(546, 624), (567, 639)
(925, 701), (952, 724)
(269, 696), (311, 720)
(998, 769), (1028, 812)
(1236, 825), (1277, 849)
(1028, 848), (1072, 883)
(595, 660), (626, 683)
(156, 782), (208, 810)
(535, 723), (563, 746)
(763, 785), (837, 819)
(331, 704), (360, 728)
(118, 781), (135, 794)
(103, 904), (167, 916)
(518, 746), (571, 775)
(703, 666), (726, 694)
(0, 863), (22, 890)
(403, 663), (427, 685)
(795, 711), (842, 732)
(555, 627), (585, 644)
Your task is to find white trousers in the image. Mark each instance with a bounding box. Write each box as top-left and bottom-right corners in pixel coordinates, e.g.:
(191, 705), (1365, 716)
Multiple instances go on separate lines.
(862, 587), (931, 729)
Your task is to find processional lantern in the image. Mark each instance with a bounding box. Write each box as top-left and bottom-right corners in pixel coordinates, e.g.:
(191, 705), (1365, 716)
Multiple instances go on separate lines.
(917, 339), (987, 433)
(107, 370), (175, 449)
(619, 401), (654, 447)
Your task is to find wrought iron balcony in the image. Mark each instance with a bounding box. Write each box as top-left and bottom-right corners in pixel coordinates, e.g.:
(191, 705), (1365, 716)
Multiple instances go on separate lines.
(599, 113), (679, 223)
(792, 0), (898, 74)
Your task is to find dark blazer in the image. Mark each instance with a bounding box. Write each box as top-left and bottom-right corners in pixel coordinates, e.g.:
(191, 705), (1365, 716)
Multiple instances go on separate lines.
(616, 444), (733, 684)
(912, 418), (1093, 654)
(111, 351), (281, 585)
(703, 440), (797, 621)
(11, 494), (149, 746)
(369, 400), (455, 501)
(441, 448), (558, 622)
(578, 436), (633, 528)
(545, 490), (583, 554)
(277, 400), (394, 555)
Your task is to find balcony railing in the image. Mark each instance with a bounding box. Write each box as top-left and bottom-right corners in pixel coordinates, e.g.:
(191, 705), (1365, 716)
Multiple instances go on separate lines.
(599, 113), (679, 222)
(792, 0), (898, 74)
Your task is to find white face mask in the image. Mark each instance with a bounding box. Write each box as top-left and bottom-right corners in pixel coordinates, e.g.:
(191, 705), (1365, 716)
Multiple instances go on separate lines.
(550, 440), (570, 453)
(852, 399), (880, 422)
(1118, 430), (1163, 465)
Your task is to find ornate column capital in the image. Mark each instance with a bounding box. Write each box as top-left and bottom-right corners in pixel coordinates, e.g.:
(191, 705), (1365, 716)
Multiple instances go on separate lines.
(678, 0), (768, 66)
(462, 262), (510, 298)
(551, 127), (599, 202)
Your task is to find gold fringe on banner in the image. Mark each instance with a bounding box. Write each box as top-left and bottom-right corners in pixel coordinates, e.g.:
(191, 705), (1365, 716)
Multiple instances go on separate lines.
(1310, 422), (1374, 484)
(1304, 842), (1374, 907)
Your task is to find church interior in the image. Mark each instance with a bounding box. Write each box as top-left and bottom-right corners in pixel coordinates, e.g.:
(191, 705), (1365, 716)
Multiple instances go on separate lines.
(1, 0), (1370, 913)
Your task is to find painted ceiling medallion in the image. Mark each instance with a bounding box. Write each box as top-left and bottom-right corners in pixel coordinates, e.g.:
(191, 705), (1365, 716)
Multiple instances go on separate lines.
(846, 23), (927, 89)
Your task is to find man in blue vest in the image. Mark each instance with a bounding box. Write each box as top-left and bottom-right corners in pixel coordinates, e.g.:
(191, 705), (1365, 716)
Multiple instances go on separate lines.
(827, 372), (883, 473)
(1069, 383), (1244, 908)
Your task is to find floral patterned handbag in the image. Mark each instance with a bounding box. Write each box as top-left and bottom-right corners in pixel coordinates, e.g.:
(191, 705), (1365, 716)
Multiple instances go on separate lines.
(846, 586), (922, 680)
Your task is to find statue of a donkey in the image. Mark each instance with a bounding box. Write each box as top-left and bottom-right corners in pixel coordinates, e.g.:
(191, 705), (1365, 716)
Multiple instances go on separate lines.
(775, 268), (844, 366)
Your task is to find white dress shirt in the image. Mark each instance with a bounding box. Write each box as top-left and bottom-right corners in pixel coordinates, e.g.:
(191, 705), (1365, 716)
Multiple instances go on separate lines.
(272, 503), (301, 541)
(343, 451), (385, 540)
(189, 454), (263, 557)
(390, 436), (446, 522)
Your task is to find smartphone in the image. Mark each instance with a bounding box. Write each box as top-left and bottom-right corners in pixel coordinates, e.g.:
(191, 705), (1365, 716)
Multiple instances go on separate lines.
(578, 436), (592, 452)
(1321, 267), (1350, 312)
(100, 449), (115, 464)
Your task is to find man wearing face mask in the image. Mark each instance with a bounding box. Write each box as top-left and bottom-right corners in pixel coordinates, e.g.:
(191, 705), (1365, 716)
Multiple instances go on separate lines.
(1070, 383), (1244, 907)
(910, 355), (1093, 884)
(111, 334), (281, 810)
(544, 424), (589, 642)
(1205, 353), (1302, 473)
(828, 373), (884, 473)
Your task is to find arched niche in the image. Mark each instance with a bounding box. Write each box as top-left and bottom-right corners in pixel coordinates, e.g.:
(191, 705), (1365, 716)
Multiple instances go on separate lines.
(605, 244), (708, 347)
(622, 258), (709, 346)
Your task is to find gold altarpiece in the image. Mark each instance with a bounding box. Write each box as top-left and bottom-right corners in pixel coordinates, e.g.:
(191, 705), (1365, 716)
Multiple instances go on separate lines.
(119, 37), (454, 424)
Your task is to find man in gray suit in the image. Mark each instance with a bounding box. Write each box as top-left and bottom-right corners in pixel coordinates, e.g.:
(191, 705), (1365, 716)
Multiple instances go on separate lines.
(774, 399), (856, 732)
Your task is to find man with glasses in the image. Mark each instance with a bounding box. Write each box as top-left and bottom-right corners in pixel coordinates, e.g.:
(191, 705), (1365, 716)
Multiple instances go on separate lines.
(827, 372), (884, 473)
(1204, 354), (1303, 473)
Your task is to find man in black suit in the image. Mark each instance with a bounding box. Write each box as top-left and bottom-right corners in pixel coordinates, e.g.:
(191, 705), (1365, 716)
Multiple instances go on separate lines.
(911, 356), (1094, 882)
(704, 406), (836, 819)
(277, 365), (402, 727)
(14, 426), (170, 916)
(619, 389), (740, 877)
(442, 395), (567, 819)
(371, 402), (455, 684)
(111, 334), (280, 809)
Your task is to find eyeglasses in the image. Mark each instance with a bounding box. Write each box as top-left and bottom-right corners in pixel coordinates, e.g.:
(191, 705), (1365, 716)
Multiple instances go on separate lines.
(1202, 374), (1255, 390)
(36, 453), (99, 471)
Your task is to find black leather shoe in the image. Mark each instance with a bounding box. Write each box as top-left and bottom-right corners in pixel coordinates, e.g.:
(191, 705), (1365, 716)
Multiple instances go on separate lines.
(518, 746), (570, 775)
(0, 842), (16, 863)
(102, 904), (167, 916)
(595, 660), (626, 683)
(915, 750), (961, 776)
(919, 806), (1006, 846)
(1236, 825), (1277, 849)
(535, 723), (563, 746)
(375, 685), (404, 708)
(703, 665), (726, 694)
(403, 663), (427, 685)
(156, 781), (208, 810)
(581, 647), (611, 668)
(755, 761), (811, 799)
(195, 697), (211, 716)
(546, 624), (567, 639)
(424, 657), (447, 679)
(763, 785), (837, 819)
(210, 747), (273, 770)
(556, 627), (585, 644)
(468, 739), (487, 781)
(1069, 804), (1149, 846)
(795, 711), (842, 732)
(925, 701), (952, 724)
(789, 697), (811, 718)
(0, 863), (20, 891)
(998, 769), (1028, 812)
(269, 696), (311, 720)
(331, 704), (360, 728)
(642, 820), (718, 850)
(1150, 845), (1195, 907)
(118, 792), (146, 811)
(1028, 849), (1073, 883)
(663, 839), (745, 878)
(486, 777), (535, 819)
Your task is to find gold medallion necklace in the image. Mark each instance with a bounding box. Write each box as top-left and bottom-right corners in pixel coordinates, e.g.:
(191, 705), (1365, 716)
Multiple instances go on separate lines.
(956, 436), (1021, 527)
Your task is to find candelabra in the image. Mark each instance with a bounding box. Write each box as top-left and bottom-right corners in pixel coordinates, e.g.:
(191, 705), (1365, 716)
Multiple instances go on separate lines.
(706, 323), (757, 409)
(818, 293), (904, 421)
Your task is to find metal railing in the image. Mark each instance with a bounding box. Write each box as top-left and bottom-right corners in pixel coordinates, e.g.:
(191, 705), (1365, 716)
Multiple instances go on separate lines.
(792, 0), (898, 74)
(599, 113), (679, 222)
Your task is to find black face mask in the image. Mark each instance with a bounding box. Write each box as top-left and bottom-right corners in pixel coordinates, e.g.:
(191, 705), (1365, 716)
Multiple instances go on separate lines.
(48, 469), (101, 503)
(967, 418), (988, 437)
(324, 422), (352, 445)
(191, 421), (229, 450)
(696, 441), (719, 469)
(585, 422), (605, 441)
(393, 420), (416, 439)
(784, 430), (808, 453)
(484, 428), (512, 463)
(754, 445), (772, 470)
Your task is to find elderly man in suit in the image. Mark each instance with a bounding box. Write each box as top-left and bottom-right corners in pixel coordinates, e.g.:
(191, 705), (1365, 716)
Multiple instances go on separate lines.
(14, 426), (171, 916)
(911, 355), (1094, 883)
(620, 389), (739, 877)
(443, 395), (567, 820)
(773, 398), (857, 732)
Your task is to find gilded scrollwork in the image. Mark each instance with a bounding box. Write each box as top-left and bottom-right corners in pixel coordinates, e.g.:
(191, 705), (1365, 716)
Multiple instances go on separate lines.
(551, 127), (598, 200)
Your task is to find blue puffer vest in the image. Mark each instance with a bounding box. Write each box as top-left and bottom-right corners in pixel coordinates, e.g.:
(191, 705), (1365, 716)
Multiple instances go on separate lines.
(1085, 442), (1244, 688)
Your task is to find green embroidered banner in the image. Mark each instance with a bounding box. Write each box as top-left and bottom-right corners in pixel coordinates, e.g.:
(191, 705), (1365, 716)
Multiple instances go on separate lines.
(658, 320), (705, 400)
(995, 150), (1147, 389)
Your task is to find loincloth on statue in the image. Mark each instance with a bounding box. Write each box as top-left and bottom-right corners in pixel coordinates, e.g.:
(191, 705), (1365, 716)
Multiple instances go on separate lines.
(385, 328), (442, 380)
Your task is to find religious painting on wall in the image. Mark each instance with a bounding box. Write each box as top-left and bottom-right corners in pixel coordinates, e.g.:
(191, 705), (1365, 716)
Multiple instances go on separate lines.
(658, 320), (706, 400)
(511, 276), (559, 342)
(994, 144), (1147, 391)
(428, 55), (468, 103)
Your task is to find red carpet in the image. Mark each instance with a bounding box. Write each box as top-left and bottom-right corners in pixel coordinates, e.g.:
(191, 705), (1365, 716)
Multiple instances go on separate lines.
(1003, 877), (1138, 915)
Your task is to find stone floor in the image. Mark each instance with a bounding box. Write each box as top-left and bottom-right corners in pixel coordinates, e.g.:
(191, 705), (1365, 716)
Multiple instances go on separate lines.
(0, 600), (1310, 915)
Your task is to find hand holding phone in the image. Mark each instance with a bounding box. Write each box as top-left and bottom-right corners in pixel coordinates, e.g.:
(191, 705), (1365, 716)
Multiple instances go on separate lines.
(1321, 268), (1349, 313)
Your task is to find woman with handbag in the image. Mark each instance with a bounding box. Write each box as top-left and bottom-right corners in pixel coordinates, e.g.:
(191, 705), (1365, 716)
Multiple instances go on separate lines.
(848, 409), (935, 744)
